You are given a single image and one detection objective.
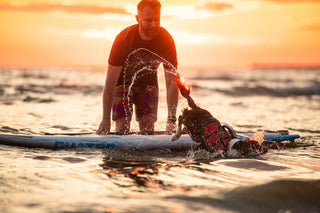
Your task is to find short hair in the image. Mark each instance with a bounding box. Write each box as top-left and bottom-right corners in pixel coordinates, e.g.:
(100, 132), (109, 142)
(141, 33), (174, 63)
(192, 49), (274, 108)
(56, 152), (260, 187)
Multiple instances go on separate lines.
(137, 0), (161, 13)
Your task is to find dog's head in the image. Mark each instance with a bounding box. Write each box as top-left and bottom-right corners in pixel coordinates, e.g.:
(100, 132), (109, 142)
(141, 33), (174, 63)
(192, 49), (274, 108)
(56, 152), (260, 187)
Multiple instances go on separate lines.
(172, 106), (219, 144)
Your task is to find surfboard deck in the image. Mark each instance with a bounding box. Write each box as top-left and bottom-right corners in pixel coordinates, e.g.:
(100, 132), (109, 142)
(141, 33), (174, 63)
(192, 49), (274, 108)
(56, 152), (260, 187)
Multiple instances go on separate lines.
(0, 131), (300, 150)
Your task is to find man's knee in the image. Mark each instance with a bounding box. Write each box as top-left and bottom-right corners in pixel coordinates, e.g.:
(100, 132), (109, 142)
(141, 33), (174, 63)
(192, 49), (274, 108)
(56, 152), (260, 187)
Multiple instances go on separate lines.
(115, 117), (131, 133)
(142, 114), (157, 123)
(139, 115), (156, 132)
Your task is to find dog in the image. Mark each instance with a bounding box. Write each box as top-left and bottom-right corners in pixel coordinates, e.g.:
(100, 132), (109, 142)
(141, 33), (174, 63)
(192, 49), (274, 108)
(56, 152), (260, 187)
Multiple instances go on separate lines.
(171, 76), (268, 157)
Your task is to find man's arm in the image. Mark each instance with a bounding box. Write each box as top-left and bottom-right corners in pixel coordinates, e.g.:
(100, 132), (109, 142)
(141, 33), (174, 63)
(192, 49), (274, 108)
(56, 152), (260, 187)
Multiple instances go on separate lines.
(164, 67), (179, 132)
(96, 64), (122, 134)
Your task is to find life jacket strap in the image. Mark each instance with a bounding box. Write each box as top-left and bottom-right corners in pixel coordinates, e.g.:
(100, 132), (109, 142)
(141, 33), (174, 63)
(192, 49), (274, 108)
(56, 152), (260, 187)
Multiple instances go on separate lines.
(202, 119), (236, 151)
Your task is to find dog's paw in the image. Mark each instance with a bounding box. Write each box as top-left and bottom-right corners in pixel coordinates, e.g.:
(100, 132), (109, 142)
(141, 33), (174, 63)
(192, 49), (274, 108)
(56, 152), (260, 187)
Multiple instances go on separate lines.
(171, 134), (181, 141)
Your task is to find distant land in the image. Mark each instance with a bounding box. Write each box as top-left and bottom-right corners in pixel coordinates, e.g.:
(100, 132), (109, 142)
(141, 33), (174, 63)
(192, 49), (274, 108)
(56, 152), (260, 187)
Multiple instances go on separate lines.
(0, 64), (107, 72)
(251, 63), (320, 70)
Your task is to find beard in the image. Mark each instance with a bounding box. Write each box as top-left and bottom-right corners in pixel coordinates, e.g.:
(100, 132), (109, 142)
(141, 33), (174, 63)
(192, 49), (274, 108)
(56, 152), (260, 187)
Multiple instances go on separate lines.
(141, 25), (159, 39)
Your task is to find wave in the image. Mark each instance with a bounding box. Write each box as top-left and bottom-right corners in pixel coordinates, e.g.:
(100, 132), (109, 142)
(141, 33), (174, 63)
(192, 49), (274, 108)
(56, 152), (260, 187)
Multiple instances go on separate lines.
(195, 84), (320, 97)
(223, 179), (320, 213)
(14, 83), (103, 95)
(0, 82), (103, 105)
(167, 179), (320, 213)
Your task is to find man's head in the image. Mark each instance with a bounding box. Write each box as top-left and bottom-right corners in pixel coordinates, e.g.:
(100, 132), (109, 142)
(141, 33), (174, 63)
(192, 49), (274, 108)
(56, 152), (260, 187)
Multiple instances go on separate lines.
(136, 0), (161, 40)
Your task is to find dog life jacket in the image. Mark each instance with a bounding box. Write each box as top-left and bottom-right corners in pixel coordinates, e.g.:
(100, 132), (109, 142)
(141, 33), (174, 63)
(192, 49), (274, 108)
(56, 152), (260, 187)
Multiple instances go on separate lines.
(202, 119), (236, 151)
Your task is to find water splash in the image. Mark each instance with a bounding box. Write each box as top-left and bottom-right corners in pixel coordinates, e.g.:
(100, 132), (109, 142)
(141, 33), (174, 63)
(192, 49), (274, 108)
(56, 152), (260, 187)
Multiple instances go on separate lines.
(120, 48), (179, 127)
(186, 148), (224, 160)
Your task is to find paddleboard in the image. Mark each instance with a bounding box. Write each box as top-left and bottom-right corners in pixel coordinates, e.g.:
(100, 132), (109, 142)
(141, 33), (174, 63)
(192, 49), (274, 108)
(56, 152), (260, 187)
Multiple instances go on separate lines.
(0, 131), (300, 150)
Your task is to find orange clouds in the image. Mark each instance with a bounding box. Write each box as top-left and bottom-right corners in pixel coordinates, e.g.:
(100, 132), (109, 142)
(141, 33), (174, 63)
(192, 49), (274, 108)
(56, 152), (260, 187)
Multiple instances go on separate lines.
(0, 0), (320, 70)
(302, 23), (320, 32)
(199, 2), (233, 12)
(0, 3), (129, 15)
(261, 0), (320, 3)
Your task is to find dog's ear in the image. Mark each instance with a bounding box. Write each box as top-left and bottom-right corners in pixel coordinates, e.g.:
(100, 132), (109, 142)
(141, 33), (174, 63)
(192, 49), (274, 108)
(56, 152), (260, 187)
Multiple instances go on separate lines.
(181, 107), (190, 114)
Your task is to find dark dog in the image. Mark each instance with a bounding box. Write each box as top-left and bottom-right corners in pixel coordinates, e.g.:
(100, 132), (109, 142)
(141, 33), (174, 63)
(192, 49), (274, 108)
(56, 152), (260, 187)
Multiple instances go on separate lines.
(172, 77), (268, 157)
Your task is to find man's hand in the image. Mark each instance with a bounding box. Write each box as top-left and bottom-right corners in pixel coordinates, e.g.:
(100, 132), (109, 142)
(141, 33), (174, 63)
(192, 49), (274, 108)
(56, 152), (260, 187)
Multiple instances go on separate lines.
(96, 119), (111, 135)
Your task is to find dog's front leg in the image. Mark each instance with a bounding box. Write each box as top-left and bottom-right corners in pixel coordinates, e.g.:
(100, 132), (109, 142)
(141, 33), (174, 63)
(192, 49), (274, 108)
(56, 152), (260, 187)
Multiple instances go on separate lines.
(171, 116), (183, 141)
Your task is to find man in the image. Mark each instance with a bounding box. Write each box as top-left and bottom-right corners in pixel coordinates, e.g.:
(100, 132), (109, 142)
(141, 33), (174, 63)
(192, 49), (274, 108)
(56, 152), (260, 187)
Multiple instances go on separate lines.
(96, 0), (179, 134)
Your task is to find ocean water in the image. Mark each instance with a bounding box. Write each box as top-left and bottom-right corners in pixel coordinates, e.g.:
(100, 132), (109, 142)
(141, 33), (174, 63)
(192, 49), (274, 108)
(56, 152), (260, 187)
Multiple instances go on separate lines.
(0, 67), (320, 213)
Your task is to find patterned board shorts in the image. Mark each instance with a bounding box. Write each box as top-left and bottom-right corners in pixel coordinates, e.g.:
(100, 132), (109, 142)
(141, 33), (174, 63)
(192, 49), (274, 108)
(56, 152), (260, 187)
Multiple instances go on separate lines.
(112, 85), (158, 121)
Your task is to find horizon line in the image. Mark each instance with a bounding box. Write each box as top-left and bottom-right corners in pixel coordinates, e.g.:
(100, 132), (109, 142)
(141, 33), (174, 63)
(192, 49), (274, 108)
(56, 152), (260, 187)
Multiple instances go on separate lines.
(1, 63), (320, 72)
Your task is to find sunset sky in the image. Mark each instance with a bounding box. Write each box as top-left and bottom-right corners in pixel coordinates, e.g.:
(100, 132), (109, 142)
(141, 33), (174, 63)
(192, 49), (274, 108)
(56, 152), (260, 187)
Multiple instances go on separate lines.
(1, 0), (320, 70)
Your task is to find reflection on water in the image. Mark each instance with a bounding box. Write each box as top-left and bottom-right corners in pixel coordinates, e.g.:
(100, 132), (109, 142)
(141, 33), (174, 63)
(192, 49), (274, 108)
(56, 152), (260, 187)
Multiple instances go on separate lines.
(100, 149), (195, 195)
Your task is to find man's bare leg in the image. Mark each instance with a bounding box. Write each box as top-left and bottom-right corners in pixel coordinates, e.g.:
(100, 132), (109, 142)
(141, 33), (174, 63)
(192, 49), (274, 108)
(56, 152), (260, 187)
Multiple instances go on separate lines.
(115, 117), (131, 133)
(139, 115), (156, 132)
